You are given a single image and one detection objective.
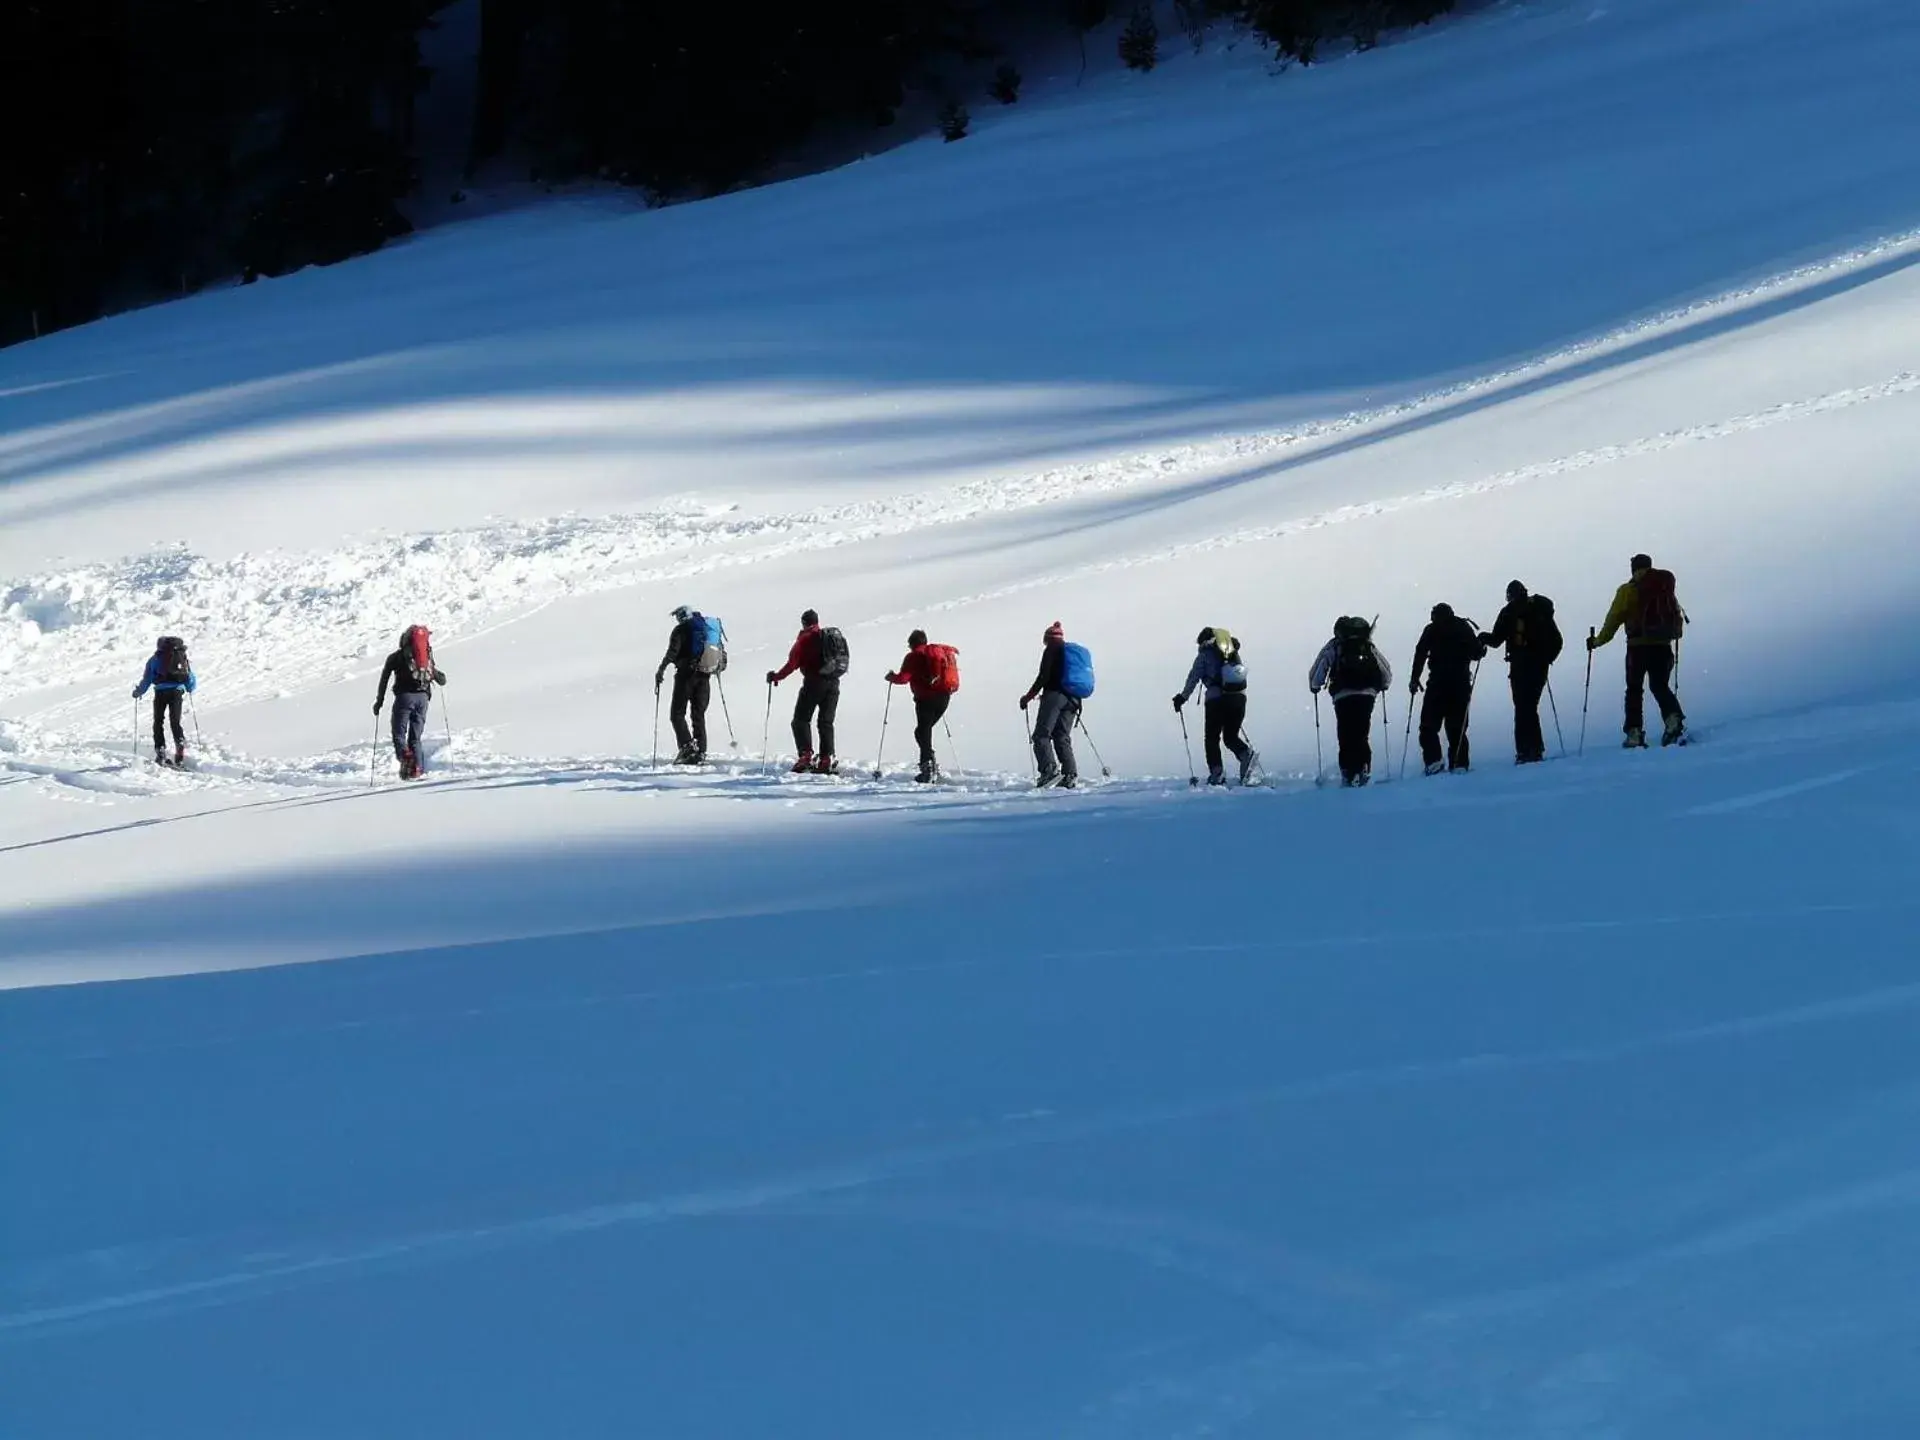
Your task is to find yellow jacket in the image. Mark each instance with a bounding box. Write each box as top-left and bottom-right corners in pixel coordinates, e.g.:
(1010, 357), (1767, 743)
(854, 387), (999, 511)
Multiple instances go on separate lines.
(1593, 579), (1673, 648)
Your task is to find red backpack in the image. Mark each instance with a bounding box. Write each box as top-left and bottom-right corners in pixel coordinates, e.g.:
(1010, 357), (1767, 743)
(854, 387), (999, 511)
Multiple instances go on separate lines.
(923, 643), (961, 694)
(406, 626), (435, 684)
(1634, 570), (1684, 642)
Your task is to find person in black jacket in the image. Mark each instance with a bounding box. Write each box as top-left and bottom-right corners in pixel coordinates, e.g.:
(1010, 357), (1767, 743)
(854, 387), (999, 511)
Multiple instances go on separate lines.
(1408, 603), (1486, 774)
(373, 627), (447, 780)
(1480, 581), (1562, 765)
(1018, 620), (1078, 789)
(655, 604), (711, 764)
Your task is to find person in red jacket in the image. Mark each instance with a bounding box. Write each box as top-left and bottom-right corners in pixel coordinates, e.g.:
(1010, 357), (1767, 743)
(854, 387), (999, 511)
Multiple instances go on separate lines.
(766, 608), (839, 773)
(885, 629), (950, 783)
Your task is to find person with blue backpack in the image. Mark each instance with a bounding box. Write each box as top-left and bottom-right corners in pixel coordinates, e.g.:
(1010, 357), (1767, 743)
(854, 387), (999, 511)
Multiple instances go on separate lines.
(1174, 627), (1257, 786)
(656, 604), (727, 765)
(132, 635), (197, 767)
(1019, 620), (1091, 788)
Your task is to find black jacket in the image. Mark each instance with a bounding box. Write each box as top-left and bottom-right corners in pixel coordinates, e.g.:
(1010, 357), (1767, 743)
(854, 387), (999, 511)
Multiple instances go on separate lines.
(657, 618), (695, 679)
(1024, 640), (1066, 701)
(1411, 616), (1486, 688)
(375, 649), (447, 705)
(1482, 596), (1561, 671)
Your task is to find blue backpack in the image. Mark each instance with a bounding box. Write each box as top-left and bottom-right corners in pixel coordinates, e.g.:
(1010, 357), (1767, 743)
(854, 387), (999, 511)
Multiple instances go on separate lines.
(686, 613), (728, 674)
(1059, 642), (1095, 699)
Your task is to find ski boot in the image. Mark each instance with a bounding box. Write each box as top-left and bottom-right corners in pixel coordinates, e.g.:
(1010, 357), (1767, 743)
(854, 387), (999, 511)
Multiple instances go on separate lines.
(1058, 774), (1078, 789)
(1206, 769), (1227, 787)
(915, 760), (937, 784)
(1623, 728), (1648, 749)
(1424, 760), (1446, 777)
(791, 751), (814, 774)
(812, 754), (837, 775)
(1239, 750), (1260, 785)
(174, 744), (186, 768)
(1661, 713), (1687, 747)
(154, 746), (171, 768)
(1035, 770), (1060, 789)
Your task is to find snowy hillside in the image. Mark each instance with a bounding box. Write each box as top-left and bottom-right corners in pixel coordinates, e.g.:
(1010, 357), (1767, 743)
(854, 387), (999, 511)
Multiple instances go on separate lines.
(6, 0), (1920, 1435)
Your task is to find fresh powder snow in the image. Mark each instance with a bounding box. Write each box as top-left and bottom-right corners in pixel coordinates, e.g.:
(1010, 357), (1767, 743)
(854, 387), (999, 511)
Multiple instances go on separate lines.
(4, 0), (1920, 1434)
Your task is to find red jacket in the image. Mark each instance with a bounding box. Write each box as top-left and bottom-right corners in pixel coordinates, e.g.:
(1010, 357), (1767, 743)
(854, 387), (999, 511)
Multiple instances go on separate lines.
(772, 624), (823, 682)
(888, 645), (938, 700)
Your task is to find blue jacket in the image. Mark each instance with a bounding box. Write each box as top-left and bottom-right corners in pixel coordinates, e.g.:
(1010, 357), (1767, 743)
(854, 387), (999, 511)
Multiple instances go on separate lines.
(1178, 643), (1245, 704)
(133, 654), (196, 697)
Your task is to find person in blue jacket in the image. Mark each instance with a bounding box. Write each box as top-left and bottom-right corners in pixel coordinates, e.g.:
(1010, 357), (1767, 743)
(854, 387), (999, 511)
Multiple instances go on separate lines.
(132, 635), (197, 766)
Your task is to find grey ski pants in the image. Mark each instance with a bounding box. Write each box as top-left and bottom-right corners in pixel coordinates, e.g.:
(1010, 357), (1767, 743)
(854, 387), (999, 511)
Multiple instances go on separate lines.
(1030, 690), (1078, 780)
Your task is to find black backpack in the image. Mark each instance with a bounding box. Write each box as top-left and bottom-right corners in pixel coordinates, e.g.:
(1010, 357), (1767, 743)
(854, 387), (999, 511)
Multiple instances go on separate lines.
(156, 636), (191, 684)
(1330, 619), (1384, 692)
(816, 626), (850, 679)
(1529, 596), (1564, 666)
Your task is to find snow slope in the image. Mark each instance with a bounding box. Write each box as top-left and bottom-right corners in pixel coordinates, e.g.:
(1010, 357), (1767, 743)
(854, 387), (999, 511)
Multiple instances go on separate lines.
(5, 0), (1920, 1434)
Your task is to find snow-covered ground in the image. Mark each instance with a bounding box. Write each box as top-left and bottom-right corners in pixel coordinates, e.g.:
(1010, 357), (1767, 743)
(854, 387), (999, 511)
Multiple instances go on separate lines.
(5, 0), (1920, 1434)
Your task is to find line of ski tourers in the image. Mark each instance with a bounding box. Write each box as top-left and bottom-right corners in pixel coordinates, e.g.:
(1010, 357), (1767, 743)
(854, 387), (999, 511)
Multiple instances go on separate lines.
(127, 555), (1688, 787)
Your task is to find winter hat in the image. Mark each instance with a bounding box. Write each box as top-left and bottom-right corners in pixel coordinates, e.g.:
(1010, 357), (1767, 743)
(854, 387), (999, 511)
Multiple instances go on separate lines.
(801, 608), (819, 627)
(1196, 627), (1216, 647)
(1506, 580), (1528, 602)
(670, 604), (692, 621)
(1630, 553), (1653, 573)
(1044, 621), (1065, 643)
(1431, 602), (1454, 621)
(908, 629), (928, 647)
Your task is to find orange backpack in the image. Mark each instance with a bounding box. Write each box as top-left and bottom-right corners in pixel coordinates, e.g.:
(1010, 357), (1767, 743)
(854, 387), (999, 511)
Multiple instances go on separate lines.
(923, 643), (961, 694)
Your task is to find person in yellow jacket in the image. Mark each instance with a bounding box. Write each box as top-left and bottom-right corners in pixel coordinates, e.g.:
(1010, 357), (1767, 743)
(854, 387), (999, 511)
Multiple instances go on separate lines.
(1587, 553), (1687, 747)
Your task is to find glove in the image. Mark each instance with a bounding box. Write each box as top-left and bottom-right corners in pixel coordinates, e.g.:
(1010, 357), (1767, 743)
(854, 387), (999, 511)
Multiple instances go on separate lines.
(1478, 634), (1495, 648)
(654, 669), (665, 690)
(885, 672), (899, 684)
(1171, 694), (1185, 711)
(1585, 635), (1598, 652)
(1019, 694), (1031, 710)
(1409, 678), (1422, 695)
(131, 688), (141, 699)
(373, 701), (382, 714)
(765, 670), (779, 686)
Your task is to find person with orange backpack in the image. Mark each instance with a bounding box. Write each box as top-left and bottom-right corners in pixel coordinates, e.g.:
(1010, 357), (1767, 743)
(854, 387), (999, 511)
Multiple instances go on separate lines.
(885, 629), (960, 782)
(1588, 553), (1687, 747)
(374, 625), (447, 780)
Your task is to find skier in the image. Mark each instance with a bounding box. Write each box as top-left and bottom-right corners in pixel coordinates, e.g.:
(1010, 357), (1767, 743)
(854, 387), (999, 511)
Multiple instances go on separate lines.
(654, 604), (721, 765)
(884, 629), (959, 783)
(1018, 621), (1080, 789)
(767, 608), (844, 773)
(1480, 581), (1562, 764)
(373, 625), (447, 780)
(1408, 603), (1485, 774)
(1308, 617), (1391, 787)
(1173, 627), (1257, 785)
(131, 635), (196, 767)
(1587, 553), (1688, 747)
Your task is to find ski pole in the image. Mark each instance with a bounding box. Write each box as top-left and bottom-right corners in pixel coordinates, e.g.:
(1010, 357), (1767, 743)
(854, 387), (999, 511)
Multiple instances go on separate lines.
(652, 681), (662, 768)
(1312, 690), (1325, 787)
(872, 684), (893, 780)
(1177, 703), (1197, 787)
(1579, 629), (1594, 757)
(370, 709), (380, 787)
(942, 716), (960, 778)
(1076, 711), (1111, 778)
(438, 690), (452, 754)
(187, 693), (203, 748)
(1380, 694), (1393, 783)
(132, 698), (140, 762)
(762, 682), (775, 772)
(715, 674), (739, 751)
(1546, 677), (1567, 758)
(1399, 687), (1415, 780)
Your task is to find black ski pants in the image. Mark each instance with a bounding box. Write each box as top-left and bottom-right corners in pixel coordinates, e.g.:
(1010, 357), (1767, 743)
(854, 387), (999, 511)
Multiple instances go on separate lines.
(151, 691), (185, 752)
(1030, 690), (1079, 781)
(1332, 694), (1375, 782)
(1204, 694), (1252, 776)
(1509, 665), (1548, 762)
(670, 669), (711, 756)
(913, 692), (950, 768)
(391, 691), (430, 761)
(792, 676), (839, 758)
(1419, 675), (1472, 770)
(1624, 644), (1683, 733)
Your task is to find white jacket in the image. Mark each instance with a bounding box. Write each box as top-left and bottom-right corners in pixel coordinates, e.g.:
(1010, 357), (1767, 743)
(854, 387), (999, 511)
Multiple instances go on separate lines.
(1309, 637), (1392, 701)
